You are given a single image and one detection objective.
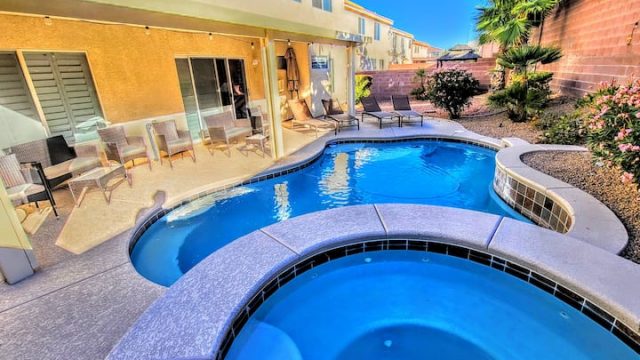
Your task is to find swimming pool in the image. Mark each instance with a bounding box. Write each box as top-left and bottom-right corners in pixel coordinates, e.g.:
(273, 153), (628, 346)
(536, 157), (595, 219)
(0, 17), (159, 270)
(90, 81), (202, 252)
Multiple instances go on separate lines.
(132, 140), (529, 286)
(226, 250), (637, 359)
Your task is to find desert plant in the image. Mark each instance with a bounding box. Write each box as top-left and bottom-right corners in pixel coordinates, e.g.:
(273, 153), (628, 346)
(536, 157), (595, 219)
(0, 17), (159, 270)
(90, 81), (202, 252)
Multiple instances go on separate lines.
(410, 69), (429, 100)
(424, 68), (479, 119)
(580, 79), (640, 185)
(488, 45), (561, 122)
(355, 75), (372, 105)
(536, 111), (586, 145)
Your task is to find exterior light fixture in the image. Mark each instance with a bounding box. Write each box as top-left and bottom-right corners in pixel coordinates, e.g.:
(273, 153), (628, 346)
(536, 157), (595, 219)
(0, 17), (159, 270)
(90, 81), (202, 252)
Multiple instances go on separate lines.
(287, 39), (292, 47)
(209, 32), (213, 40)
(144, 26), (151, 35)
(43, 16), (52, 26)
(251, 42), (255, 50)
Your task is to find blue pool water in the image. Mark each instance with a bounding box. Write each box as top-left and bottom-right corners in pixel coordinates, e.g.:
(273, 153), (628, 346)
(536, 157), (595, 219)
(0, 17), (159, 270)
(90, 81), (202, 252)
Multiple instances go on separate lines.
(132, 141), (528, 286)
(227, 251), (637, 360)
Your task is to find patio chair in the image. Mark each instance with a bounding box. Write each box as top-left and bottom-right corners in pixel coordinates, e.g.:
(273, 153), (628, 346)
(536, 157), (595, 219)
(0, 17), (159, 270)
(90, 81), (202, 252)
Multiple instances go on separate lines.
(288, 99), (336, 137)
(98, 126), (152, 170)
(203, 111), (253, 156)
(321, 99), (359, 134)
(360, 96), (400, 129)
(248, 106), (271, 137)
(7, 135), (101, 203)
(391, 95), (424, 127)
(150, 120), (195, 168)
(0, 154), (58, 217)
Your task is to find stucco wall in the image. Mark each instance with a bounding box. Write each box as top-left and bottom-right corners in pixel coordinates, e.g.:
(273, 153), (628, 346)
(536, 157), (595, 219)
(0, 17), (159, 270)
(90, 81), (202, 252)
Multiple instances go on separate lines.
(533, 0), (640, 96)
(0, 13), (265, 124)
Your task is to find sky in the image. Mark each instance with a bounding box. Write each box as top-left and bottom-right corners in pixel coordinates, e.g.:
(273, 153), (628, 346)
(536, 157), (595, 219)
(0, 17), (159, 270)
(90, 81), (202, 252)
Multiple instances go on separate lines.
(353, 0), (484, 50)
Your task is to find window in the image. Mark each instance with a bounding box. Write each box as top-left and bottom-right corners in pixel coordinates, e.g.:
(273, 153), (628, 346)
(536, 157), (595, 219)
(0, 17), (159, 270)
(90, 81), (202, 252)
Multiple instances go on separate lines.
(371, 59), (377, 70)
(414, 46), (419, 54)
(293, 0), (301, 2)
(379, 59), (384, 69)
(358, 18), (366, 35)
(374, 22), (381, 41)
(313, 0), (331, 11)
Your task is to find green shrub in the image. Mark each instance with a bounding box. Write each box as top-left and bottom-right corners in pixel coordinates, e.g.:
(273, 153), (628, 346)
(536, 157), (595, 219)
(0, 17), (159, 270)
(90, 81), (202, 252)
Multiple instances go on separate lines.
(488, 46), (561, 122)
(580, 79), (640, 185)
(424, 68), (479, 119)
(355, 75), (372, 104)
(536, 112), (586, 145)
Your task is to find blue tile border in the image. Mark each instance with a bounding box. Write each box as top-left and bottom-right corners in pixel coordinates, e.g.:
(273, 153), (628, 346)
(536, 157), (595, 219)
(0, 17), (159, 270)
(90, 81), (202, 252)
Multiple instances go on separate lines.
(214, 240), (640, 359)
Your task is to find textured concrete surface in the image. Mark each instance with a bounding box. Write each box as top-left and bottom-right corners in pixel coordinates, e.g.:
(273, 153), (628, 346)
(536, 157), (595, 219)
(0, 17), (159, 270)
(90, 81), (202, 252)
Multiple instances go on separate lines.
(109, 205), (640, 360)
(108, 231), (297, 360)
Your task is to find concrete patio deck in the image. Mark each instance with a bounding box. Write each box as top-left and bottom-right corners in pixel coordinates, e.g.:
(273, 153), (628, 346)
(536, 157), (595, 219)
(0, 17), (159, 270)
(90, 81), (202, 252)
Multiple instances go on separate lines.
(0, 117), (518, 359)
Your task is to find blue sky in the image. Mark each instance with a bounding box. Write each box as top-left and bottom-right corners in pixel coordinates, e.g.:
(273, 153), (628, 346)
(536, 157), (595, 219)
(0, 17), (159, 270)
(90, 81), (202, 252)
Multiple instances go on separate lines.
(353, 0), (484, 50)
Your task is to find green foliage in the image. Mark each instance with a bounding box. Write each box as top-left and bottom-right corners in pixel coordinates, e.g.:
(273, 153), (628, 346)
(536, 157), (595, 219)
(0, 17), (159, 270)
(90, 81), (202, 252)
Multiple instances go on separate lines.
(489, 80), (548, 122)
(488, 46), (561, 122)
(497, 45), (562, 72)
(424, 68), (479, 119)
(476, 0), (561, 48)
(536, 112), (586, 145)
(410, 69), (429, 101)
(580, 79), (640, 185)
(355, 75), (372, 105)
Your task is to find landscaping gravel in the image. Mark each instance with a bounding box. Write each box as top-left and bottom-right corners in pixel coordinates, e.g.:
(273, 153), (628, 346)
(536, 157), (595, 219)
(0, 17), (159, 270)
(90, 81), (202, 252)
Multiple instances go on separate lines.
(523, 151), (640, 264)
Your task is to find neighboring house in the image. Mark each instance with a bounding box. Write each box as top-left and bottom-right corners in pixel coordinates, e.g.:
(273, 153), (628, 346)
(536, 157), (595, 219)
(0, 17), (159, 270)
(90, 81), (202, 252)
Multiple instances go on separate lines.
(343, 0), (417, 71)
(412, 40), (444, 63)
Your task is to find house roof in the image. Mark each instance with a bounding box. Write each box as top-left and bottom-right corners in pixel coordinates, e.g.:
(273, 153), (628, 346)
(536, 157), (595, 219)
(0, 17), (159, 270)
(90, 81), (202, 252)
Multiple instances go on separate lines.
(344, 1), (394, 25)
(449, 44), (474, 52)
(437, 50), (481, 61)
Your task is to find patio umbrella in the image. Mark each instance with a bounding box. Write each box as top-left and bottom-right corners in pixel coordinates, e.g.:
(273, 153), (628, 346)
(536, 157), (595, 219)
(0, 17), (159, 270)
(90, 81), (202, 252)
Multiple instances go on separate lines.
(284, 47), (300, 98)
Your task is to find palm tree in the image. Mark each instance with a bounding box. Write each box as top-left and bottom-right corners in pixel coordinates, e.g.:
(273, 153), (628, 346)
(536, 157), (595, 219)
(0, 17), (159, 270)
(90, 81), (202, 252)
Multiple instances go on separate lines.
(497, 45), (562, 79)
(476, 0), (561, 89)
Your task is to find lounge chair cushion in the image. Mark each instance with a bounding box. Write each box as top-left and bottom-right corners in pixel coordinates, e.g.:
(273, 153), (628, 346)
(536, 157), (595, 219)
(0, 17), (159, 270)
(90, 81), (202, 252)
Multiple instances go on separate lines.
(226, 127), (252, 139)
(44, 156), (101, 179)
(120, 144), (147, 158)
(7, 183), (45, 205)
(167, 137), (192, 150)
(289, 99), (313, 120)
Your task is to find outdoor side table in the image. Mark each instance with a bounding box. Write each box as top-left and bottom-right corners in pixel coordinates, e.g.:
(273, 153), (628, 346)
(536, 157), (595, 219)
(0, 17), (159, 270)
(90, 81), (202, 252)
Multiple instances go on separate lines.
(68, 164), (131, 207)
(244, 134), (269, 157)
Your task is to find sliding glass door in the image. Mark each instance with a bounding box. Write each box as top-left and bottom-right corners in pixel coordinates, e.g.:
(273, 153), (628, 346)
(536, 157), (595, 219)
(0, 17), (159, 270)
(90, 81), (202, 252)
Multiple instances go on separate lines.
(175, 57), (249, 140)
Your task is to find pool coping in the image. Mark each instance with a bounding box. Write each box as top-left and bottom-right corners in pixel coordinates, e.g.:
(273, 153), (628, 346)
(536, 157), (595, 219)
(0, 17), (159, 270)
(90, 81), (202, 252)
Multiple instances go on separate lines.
(127, 123), (628, 260)
(108, 204), (640, 360)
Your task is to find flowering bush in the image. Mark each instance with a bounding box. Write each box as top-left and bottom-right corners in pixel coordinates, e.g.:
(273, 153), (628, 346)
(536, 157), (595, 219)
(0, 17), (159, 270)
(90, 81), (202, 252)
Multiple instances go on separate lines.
(424, 68), (479, 119)
(581, 79), (640, 185)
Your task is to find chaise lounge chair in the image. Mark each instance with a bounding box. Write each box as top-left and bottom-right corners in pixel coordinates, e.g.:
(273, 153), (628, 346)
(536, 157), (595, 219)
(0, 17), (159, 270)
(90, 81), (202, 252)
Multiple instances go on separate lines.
(391, 95), (424, 127)
(360, 96), (400, 129)
(288, 99), (336, 137)
(321, 98), (359, 134)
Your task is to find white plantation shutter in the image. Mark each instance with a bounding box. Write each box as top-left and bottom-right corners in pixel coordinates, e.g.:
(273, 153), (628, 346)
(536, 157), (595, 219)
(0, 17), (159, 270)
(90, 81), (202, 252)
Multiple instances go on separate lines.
(0, 53), (39, 121)
(24, 52), (102, 141)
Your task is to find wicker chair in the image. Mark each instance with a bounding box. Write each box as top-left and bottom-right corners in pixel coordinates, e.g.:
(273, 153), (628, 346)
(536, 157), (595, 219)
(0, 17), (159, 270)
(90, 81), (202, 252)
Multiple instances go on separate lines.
(203, 111), (253, 156)
(98, 126), (152, 169)
(150, 120), (195, 168)
(0, 154), (58, 217)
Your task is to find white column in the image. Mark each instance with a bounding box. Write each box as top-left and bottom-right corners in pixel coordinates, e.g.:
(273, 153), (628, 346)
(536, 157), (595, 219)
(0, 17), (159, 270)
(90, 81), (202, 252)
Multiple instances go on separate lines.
(0, 181), (37, 284)
(346, 44), (356, 116)
(262, 37), (285, 158)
